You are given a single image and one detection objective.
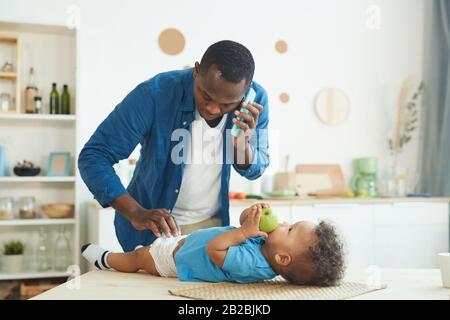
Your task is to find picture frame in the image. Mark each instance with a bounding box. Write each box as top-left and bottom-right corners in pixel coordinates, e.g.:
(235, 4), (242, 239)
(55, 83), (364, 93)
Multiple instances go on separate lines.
(47, 152), (71, 176)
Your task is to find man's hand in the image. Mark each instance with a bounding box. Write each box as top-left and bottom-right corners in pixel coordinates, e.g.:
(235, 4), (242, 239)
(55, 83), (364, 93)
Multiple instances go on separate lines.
(232, 102), (263, 152)
(240, 206), (268, 239)
(129, 208), (181, 238)
(111, 194), (180, 238)
(239, 203), (270, 225)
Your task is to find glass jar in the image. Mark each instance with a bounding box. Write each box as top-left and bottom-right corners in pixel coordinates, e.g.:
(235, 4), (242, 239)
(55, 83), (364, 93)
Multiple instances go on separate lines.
(0, 197), (15, 220)
(34, 96), (43, 114)
(18, 196), (37, 219)
(54, 226), (72, 271)
(0, 92), (12, 112)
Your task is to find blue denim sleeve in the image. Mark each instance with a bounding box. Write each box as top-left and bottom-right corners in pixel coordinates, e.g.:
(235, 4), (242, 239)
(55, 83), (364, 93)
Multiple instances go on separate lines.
(233, 88), (270, 180)
(78, 83), (154, 208)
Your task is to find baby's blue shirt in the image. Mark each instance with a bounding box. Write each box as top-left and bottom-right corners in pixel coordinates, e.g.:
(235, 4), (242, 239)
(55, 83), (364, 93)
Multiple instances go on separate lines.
(175, 226), (277, 283)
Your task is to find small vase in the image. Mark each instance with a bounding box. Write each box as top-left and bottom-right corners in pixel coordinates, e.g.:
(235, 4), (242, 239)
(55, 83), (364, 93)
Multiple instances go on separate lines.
(1, 254), (24, 273)
(393, 166), (408, 197)
(380, 158), (397, 198)
(383, 151), (410, 198)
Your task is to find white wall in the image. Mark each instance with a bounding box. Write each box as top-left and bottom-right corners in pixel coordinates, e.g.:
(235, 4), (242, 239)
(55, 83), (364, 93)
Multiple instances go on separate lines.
(0, 0), (425, 226)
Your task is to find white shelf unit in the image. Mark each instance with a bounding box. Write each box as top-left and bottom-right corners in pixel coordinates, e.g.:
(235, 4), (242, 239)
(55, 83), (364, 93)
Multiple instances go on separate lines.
(0, 22), (78, 281)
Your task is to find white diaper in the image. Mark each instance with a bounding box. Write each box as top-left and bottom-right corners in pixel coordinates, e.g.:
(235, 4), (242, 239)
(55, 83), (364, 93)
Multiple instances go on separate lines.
(149, 235), (187, 277)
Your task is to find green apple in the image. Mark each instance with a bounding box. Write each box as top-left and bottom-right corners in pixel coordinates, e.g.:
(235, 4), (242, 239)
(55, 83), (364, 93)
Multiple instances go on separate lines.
(259, 207), (278, 233)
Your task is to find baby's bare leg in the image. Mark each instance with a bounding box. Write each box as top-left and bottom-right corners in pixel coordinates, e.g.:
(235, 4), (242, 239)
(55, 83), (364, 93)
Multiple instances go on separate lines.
(107, 246), (160, 276)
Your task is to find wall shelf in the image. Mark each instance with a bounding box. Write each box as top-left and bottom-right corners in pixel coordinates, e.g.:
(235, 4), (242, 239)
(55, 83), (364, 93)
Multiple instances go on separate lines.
(0, 71), (17, 79)
(0, 219), (76, 227)
(0, 114), (76, 121)
(0, 176), (76, 183)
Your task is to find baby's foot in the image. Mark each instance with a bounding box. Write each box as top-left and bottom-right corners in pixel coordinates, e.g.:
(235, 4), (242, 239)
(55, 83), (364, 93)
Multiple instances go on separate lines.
(81, 243), (111, 270)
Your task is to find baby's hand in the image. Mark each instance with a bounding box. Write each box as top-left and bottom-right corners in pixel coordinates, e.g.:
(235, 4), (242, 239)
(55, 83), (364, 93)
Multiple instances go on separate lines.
(240, 206), (269, 239)
(239, 203), (270, 226)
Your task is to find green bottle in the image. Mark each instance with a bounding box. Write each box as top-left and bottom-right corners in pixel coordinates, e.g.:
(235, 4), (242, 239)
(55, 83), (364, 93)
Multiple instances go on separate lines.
(61, 84), (70, 115)
(50, 83), (59, 114)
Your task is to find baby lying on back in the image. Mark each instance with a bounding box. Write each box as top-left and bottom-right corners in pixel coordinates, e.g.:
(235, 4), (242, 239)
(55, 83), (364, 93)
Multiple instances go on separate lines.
(82, 203), (346, 285)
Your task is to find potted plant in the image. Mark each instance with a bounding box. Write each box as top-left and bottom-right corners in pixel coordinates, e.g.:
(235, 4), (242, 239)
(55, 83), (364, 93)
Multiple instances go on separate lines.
(1, 240), (25, 273)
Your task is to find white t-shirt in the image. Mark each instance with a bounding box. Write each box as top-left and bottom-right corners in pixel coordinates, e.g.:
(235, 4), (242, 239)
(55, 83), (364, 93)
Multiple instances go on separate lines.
(171, 108), (228, 225)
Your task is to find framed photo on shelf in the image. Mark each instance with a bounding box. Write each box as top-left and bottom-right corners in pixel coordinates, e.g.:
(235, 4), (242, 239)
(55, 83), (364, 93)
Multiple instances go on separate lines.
(47, 152), (71, 176)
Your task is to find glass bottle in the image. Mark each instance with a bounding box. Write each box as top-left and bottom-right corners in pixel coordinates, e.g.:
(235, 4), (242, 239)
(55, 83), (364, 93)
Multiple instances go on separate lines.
(0, 92), (12, 112)
(0, 197), (15, 220)
(37, 227), (50, 271)
(61, 84), (70, 115)
(54, 226), (72, 271)
(49, 83), (59, 114)
(24, 67), (38, 113)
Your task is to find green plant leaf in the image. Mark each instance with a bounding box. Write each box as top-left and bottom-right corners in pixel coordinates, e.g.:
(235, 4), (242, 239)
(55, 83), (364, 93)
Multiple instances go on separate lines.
(2, 240), (25, 255)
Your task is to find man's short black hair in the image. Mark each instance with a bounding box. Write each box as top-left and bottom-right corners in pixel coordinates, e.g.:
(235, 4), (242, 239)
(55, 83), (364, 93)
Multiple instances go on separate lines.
(199, 40), (255, 85)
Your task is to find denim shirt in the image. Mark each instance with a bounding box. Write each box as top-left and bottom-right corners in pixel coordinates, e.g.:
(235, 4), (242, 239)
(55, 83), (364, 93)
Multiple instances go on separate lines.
(78, 68), (270, 251)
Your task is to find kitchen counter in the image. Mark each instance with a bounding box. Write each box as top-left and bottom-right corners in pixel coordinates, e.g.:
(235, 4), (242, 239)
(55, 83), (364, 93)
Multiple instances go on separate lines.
(230, 197), (450, 206)
(32, 269), (449, 300)
(88, 197), (450, 211)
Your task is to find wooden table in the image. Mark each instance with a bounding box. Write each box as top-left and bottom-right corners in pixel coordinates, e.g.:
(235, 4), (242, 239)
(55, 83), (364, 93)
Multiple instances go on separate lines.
(0, 282), (18, 300)
(32, 269), (450, 300)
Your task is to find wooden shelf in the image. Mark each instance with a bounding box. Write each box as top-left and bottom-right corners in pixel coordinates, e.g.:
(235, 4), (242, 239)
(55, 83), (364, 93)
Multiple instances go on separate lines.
(0, 271), (69, 281)
(0, 113), (76, 121)
(0, 71), (17, 79)
(0, 219), (76, 227)
(0, 176), (76, 182)
(0, 35), (18, 43)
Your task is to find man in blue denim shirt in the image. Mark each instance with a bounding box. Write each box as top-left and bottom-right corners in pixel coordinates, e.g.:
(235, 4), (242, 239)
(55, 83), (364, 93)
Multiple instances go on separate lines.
(78, 40), (270, 252)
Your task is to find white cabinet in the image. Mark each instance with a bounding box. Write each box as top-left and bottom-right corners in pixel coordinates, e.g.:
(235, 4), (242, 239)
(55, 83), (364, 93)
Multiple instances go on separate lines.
(290, 205), (316, 223)
(296, 204), (374, 269)
(373, 203), (449, 268)
(230, 200), (450, 269)
(87, 205), (122, 252)
(88, 199), (449, 270)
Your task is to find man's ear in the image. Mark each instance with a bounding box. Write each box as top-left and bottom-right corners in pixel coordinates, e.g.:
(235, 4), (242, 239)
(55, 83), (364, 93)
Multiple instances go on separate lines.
(275, 253), (292, 267)
(193, 62), (200, 78)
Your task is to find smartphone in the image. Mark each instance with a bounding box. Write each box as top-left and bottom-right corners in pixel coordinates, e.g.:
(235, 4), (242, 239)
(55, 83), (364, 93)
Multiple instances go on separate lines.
(231, 87), (257, 137)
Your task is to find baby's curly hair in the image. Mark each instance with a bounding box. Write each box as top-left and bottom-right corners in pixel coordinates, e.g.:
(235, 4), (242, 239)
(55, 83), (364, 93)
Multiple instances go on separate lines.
(283, 220), (346, 286)
(308, 220), (346, 286)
